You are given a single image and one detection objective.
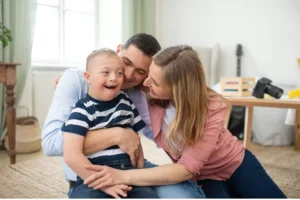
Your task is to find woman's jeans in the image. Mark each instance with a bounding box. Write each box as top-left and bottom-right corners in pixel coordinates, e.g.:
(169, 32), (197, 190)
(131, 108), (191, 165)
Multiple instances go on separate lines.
(68, 159), (205, 198)
(198, 149), (286, 198)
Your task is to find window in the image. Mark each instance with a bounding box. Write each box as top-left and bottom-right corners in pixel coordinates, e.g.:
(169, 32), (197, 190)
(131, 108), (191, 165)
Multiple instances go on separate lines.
(32, 0), (122, 67)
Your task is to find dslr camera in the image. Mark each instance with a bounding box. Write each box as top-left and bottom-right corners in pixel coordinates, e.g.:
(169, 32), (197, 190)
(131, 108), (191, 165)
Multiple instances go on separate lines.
(252, 77), (283, 99)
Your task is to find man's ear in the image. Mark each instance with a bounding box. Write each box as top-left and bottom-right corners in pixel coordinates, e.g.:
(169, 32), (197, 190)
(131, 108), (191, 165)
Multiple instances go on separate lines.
(84, 71), (91, 84)
(116, 44), (122, 54)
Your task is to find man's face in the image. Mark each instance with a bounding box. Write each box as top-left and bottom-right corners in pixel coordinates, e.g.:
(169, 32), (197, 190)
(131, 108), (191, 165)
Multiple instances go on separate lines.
(117, 45), (152, 90)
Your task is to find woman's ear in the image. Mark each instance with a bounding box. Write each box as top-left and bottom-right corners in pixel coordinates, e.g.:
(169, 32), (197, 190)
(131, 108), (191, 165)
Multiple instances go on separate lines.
(84, 71), (91, 84)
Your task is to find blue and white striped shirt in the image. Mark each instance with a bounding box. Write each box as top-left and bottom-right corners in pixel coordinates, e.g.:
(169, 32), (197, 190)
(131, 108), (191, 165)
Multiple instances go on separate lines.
(62, 91), (145, 163)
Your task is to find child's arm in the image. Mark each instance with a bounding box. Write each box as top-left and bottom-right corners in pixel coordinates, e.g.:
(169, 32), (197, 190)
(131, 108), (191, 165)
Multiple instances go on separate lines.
(64, 132), (131, 198)
(63, 132), (96, 179)
(137, 144), (144, 169)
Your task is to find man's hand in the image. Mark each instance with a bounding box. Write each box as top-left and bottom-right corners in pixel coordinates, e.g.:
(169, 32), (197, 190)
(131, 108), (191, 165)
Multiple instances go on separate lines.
(137, 144), (145, 169)
(84, 164), (128, 189)
(118, 128), (141, 167)
(53, 72), (64, 88)
(102, 184), (132, 199)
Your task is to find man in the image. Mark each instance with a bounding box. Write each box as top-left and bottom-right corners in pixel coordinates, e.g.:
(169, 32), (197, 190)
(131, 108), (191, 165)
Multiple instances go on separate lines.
(42, 33), (205, 198)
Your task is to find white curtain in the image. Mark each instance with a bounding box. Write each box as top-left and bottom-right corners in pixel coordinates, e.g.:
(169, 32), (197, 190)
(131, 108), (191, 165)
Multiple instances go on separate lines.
(0, 0), (37, 141)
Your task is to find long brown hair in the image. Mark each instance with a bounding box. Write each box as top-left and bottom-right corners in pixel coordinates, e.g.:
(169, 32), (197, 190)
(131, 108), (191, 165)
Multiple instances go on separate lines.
(152, 45), (219, 155)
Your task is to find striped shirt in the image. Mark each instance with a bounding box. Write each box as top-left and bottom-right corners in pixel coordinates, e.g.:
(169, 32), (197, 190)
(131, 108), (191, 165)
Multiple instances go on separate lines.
(62, 90), (145, 163)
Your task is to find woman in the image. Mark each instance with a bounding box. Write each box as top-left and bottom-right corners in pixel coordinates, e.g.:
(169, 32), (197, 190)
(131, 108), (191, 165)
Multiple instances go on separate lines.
(84, 45), (286, 198)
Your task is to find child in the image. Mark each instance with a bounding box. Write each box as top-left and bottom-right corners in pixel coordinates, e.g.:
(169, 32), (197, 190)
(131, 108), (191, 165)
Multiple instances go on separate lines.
(62, 48), (158, 198)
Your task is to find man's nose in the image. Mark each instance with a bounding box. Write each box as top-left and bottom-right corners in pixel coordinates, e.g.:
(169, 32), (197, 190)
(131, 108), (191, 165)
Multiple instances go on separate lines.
(124, 67), (134, 81)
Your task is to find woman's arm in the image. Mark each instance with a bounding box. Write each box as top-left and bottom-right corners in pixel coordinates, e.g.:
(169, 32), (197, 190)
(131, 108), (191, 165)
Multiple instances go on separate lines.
(84, 163), (193, 189)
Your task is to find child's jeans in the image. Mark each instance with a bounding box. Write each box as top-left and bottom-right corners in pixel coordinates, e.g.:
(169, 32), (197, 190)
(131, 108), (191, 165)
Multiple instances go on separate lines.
(69, 156), (158, 198)
(69, 155), (205, 198)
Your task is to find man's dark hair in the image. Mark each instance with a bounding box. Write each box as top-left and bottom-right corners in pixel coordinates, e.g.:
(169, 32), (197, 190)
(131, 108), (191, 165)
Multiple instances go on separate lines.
(122, 33), (161, 57)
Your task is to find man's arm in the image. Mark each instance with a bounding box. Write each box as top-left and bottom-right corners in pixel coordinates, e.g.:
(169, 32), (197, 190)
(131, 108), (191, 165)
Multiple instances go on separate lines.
(42, 69), (84, 156)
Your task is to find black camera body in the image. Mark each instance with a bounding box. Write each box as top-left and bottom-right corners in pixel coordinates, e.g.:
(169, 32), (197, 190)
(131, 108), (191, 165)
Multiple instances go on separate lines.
(252, 77), (283, 99)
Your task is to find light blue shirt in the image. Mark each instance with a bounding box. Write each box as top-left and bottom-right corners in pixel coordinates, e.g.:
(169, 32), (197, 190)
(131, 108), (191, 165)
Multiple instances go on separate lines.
(41, 68), (154, 181)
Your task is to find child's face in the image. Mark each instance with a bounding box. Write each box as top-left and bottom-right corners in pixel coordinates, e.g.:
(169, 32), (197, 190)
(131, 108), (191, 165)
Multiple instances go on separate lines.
(86, 55), (123, 101)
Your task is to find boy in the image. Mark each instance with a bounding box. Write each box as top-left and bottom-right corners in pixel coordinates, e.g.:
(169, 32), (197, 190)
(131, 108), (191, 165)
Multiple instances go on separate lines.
(62, 49), (158, 198)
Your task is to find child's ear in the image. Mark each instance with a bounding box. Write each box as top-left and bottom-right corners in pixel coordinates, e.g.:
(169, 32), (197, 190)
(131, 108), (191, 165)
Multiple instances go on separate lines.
(84, 71), (91, 84)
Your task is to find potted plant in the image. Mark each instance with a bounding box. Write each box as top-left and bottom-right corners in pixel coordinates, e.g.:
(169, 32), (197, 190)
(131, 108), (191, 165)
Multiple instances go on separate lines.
(0, 22), (12, 48)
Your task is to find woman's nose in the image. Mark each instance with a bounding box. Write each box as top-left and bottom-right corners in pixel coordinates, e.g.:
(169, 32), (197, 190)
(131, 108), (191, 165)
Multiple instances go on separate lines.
(143, 77), (150, 86)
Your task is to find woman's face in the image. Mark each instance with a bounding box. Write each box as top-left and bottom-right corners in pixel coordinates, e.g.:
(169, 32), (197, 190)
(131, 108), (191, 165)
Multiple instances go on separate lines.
(143, 62), (172, 100)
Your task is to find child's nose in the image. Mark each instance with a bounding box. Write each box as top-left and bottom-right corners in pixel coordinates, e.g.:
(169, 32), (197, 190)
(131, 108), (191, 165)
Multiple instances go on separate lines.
(109, 73), (116, 81)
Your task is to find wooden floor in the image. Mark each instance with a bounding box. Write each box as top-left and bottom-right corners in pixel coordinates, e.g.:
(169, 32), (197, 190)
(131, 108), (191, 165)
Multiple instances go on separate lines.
(0, 147), (44, 167)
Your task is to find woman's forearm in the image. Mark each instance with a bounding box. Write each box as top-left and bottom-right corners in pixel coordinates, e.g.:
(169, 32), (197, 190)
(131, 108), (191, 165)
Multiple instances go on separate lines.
(124, 163), (193, 186)
(83, 128), (120, 155)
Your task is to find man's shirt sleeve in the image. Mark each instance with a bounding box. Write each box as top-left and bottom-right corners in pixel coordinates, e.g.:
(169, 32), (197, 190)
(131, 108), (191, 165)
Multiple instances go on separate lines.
(41, 69), (86, 156)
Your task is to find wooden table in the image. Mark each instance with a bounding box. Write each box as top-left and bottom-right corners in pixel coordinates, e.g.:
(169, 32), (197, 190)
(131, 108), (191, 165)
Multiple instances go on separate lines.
(0, 62), (20, 164)
(226, 97), (300, 151)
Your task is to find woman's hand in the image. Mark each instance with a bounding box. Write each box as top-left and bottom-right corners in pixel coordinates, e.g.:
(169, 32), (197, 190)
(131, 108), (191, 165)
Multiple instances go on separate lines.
(102, 184), (132, 199)
(84, 164), (129, 189)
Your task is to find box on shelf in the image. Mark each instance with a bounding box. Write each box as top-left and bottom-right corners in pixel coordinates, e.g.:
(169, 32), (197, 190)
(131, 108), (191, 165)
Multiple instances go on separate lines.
(220, 77), (255, 97)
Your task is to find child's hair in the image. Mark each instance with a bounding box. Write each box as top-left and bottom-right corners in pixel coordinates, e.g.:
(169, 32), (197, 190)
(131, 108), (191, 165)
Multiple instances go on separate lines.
(122, 33), (161, 57)
(86, 48), (118, 71)
(152, 45), (220, 155)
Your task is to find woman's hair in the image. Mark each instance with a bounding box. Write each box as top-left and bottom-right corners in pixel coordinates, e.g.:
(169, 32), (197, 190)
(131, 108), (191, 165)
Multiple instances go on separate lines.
(152, 45), (220, 155)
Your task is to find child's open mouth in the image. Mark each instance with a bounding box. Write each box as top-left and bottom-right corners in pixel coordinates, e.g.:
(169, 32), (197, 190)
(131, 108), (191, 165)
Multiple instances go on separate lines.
(105, 85), (118, 89)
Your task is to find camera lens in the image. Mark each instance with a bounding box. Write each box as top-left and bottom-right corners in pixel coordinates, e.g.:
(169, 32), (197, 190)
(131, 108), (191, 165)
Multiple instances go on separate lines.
(265, 84), (283, 99)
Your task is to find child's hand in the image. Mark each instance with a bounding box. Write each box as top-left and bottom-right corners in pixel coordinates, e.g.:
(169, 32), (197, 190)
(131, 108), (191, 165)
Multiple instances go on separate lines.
(101, 184), (132, 199)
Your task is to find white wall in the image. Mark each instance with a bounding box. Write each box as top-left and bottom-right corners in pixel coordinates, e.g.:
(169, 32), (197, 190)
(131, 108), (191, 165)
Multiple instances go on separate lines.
(156, 0), (300, 87)
(18, 68), (64, 126)
(17, 0), (300, 125)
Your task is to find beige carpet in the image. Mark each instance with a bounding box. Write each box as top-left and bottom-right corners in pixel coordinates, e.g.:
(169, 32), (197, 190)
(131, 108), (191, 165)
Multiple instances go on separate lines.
(0, 138), (300, 198)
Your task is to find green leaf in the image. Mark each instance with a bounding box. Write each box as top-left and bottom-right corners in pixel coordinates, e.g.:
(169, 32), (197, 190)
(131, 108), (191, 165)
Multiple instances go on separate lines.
(1, 38), (8, 48)
(0, 23), (12, 47)
(6, 35), (12, 41)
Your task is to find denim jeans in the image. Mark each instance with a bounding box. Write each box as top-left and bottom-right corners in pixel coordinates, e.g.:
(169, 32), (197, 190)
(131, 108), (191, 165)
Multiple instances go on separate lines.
(144, 160), (206, 198)
(198, 149), (286, 198)
(69, 156), (158, 198)
(69, 159), (205, 198)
